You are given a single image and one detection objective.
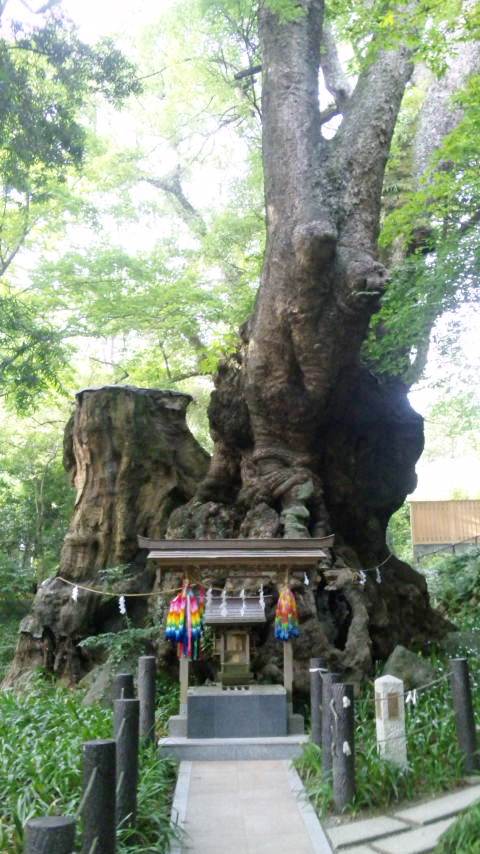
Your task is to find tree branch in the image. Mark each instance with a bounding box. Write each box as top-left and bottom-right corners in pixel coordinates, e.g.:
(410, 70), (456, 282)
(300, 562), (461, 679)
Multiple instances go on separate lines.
(319, 104), (341, 125)
(335, 46), (414, 253)
(0, 194), (32, 277)
(146, 169), (207, 237)
(459, 209), (480, 234)
(260, 0), (331, 231)
(234, 64), (262, 80)
(320, 23), (351, 107)
(19, 0), (61, 14)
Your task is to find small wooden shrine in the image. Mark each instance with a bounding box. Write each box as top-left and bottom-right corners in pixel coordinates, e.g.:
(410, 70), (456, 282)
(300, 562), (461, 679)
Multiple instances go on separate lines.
(138, 535), (334, 739)
(205, 595), (266, 685)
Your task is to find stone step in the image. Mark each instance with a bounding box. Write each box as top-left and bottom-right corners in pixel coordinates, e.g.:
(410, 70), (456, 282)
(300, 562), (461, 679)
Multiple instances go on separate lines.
(327, 816), (409, 849)
(394, 784), (480, 825)
(370, 817), (455, 853)
(159, 734), (308, 761)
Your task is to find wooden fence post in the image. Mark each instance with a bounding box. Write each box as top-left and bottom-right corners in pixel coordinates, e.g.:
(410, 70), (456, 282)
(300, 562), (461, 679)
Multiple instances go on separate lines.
(114, 698), (140, 828)
(332, 683), (355, 811)
(138, 655), (156, 744)
(310, 657), (325, 747)
(322, 671), (341, 780)
(81, 739), (116, 854)
(113, 673), (134, 700)
(450, 657), (479, 773)
(24, 816), (75, 854)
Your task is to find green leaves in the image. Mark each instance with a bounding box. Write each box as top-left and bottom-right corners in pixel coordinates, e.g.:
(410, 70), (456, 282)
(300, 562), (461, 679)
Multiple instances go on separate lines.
(327, 0), (464, 74)
(437, 801), (480, 853)
(0, 8), (142, 411)
(430, 549), (480, 619)
(0, 18), (140, 195)
(0, 678), (178, 852)
(0, 294), (70, 411)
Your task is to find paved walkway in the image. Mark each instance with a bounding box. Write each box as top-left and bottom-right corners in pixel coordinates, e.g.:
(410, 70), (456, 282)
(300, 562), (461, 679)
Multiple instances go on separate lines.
(170, 763), (480, 854)
(325, 781), (480, 854)
(170, 760), (333, 853)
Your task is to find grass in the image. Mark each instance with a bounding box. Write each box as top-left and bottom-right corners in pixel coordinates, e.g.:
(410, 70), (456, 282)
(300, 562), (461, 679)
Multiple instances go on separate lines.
(0, 675), (178, 853)
(295, 647), (477, 818)
(296, 553), (480, 822)
(435, 802), (480, 853)
(0, 598), (31, 682)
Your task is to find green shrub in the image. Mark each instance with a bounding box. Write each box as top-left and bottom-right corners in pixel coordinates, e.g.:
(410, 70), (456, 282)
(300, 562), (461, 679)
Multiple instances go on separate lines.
(79, 622), (160, 667)
(0, 676), (177, 852)
(435, 802), (480, 853)
(428, 549), (480, 625)
(296, 654), (469, 817)
(387, 503), (414, 564)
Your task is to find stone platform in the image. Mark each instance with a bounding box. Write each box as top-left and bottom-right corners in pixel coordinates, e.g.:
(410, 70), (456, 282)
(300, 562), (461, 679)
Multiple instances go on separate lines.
(187, 684), (288, 738)
(168, 683), (305, 738)
(159, 734), (309, 761)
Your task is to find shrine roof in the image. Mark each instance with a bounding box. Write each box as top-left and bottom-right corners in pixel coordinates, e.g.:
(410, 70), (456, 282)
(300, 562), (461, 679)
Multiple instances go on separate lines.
(137, 536), (334, 567)
(204, 596), (266, 624)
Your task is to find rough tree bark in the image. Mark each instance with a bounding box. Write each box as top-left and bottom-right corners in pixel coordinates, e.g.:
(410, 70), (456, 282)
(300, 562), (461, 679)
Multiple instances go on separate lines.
(5, 386), (209, 686)
(165, 0), (451, 684)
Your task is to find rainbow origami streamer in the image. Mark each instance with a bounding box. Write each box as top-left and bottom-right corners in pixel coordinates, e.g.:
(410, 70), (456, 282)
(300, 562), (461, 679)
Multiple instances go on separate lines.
(165, 584), (205, 659)
(274, 587), (299, 641)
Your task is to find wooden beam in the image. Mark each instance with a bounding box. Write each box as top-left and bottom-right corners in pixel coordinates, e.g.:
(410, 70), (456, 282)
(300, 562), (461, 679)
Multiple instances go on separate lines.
(179, 657), (189, 711)
(139, 535), (334, 551)
(283, 641), (294, 703)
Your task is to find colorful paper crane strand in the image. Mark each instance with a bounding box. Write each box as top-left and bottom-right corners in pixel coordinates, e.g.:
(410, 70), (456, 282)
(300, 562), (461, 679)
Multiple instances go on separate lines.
(165, 584), (205, 659)
(274, 587), (300, 641)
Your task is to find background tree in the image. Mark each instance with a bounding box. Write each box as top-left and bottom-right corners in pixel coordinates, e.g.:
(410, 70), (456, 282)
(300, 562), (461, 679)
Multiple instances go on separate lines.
(0, 1), (140, 408)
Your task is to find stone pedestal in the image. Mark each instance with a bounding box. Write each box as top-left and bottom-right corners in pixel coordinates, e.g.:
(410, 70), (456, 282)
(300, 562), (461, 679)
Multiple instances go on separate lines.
(375, 674), (407, 768)
(187, 685), (288, 738)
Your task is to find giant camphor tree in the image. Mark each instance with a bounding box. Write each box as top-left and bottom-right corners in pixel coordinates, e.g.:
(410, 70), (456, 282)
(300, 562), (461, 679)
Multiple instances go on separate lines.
(8, 0), (480, 687)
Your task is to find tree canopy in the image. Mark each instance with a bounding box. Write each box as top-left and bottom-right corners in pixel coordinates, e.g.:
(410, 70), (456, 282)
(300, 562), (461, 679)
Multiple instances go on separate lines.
(0, 1), (140, 408)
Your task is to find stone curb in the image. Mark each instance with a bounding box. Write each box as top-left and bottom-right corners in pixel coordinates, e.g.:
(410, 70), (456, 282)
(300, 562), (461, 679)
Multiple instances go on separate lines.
(168, 760), (192, 854)
(288, 764), (335, 853)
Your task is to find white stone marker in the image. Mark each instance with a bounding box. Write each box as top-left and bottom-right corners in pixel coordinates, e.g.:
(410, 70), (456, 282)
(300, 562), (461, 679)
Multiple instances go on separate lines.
(375, 674), (408, 768)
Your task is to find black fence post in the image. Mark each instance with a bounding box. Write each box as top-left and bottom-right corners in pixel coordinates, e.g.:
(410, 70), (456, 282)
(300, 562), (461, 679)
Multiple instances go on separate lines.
(322, 671), (341, 780)
(81, 739), (116, 854)
(114, 698), (140, 829)
(450, 657), (478, 773)
(113, 673), (134, 700)
(24, 816), (76, 854)
(332, 683), (355, 811)
(138, 655), (156, 744)
(310, 657), (325, 747)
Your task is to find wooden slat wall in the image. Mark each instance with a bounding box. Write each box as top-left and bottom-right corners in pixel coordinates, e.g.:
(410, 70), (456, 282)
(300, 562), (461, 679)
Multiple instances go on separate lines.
(410, 500), (480, 545)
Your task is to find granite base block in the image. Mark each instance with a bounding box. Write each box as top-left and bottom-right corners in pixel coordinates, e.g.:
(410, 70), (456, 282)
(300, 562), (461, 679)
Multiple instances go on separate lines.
(187, 685), (288, 739)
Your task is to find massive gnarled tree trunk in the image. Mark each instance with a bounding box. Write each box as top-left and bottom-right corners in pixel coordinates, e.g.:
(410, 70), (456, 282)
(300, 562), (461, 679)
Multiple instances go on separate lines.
(5, 386), (209, 686)
(165, 1), (449, 682)
(9, 2), (459, 690)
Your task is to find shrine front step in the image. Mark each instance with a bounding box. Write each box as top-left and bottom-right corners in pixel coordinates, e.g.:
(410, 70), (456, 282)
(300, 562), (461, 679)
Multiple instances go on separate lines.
(168, 712), (305, 738)
(159, 735), (309, 761)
